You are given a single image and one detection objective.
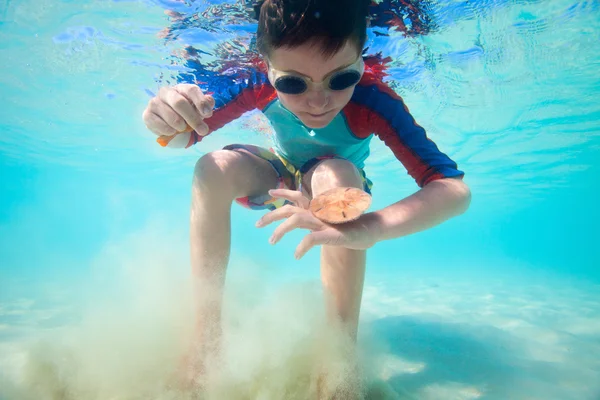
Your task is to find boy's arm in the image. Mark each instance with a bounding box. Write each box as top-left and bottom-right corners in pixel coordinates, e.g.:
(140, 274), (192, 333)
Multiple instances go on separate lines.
(345, 76), (470, 242)
(164, 68), (277, 149)
(348, 76), (464, 186)
(363, 176), (470, 243)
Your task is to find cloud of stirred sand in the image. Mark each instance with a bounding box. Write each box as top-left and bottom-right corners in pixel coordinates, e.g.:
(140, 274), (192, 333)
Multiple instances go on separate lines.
(1, 221), (397, 400)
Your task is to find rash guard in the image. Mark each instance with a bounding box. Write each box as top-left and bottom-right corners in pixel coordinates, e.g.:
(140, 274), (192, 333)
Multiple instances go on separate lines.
(180, 58), (464, 188)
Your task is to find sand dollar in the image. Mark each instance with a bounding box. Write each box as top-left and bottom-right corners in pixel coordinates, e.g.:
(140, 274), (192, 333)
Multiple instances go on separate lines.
(309, 187), (372, 224)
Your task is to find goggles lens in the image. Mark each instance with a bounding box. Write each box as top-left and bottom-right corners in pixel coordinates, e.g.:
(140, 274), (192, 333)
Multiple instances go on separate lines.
(269, 58), (364, 95)
(329, 70), (362, 91)
(274, 76), (308, 94)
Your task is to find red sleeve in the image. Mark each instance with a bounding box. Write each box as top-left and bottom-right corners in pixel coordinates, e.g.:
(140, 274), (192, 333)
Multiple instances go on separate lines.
(343, 73), (464, 187)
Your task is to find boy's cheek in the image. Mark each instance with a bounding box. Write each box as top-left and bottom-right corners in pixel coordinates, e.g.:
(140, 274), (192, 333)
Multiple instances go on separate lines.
(278, 94), (305, 116)
(337, 87), (355, 103)
(278, 93), (299, 108)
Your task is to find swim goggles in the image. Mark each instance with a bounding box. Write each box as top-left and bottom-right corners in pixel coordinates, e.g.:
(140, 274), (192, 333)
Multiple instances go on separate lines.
(267, 56), (365, 95)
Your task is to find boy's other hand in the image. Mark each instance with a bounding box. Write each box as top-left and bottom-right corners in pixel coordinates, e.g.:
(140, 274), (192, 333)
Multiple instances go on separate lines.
(255, 189), (379, 259)
(142, 83), (215, 138)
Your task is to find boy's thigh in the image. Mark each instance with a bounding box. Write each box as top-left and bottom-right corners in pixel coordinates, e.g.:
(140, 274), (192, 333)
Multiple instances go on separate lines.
(222, 144), (294, 211)
(196, 144), (281, 200)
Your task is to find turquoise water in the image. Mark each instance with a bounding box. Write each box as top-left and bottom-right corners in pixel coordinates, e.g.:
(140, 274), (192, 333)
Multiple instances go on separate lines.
(1, 0), (599, 398)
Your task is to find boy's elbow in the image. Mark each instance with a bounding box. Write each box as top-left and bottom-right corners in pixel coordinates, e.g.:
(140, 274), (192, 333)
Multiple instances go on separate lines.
(453, 178), (471, 215)
(435, 176), (471, 215)
(424, 176), (471, 215)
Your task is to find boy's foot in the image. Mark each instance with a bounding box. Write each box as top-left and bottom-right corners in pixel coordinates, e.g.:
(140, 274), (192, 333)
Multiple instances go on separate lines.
(317, 363), (362, 400)
(174, 320), (223, 391)
(174, 344), (208, 391)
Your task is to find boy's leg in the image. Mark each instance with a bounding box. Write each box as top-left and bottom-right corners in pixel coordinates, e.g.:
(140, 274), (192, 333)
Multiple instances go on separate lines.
(303, 158), (367, 341)
(188, 148), (281, 371)
(303, 159), (366, 398)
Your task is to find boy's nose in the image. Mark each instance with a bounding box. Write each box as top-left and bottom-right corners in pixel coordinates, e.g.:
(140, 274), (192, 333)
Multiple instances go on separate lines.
(306, 87), (330, 110)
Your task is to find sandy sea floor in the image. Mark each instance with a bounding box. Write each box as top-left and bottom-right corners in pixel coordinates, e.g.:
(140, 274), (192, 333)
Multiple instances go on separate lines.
(1, 252), (599, 400)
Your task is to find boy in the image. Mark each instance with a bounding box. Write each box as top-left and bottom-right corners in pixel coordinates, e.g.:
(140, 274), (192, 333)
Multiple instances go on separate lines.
(142, 0), (471, 395)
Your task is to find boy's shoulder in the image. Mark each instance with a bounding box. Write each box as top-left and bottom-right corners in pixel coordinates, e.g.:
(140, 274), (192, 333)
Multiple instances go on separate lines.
(344, 56), (417, 138)
(353, 54), (401, 101)
(348, 54), (408, 120)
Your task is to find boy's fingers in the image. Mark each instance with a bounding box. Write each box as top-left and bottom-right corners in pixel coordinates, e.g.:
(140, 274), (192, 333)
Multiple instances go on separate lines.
(192, 120), (210, 137)
(160, 87), (205, 133)
(142, 109), (178, 137)
(179, 84), (214, 118)
(269, 213), (322, 244)
(268, 189), (310, 209)
(155, 89), (190, 132)
(201, 94), (216, 116)
(176, 84), (213, 120)
(255, 204), (299, 227)
(295, 231), (331, 259)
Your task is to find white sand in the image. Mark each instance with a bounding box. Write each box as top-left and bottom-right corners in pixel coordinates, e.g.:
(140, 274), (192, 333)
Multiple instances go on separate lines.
(360, 271), (600, 399)
(1, 234), (599, 400)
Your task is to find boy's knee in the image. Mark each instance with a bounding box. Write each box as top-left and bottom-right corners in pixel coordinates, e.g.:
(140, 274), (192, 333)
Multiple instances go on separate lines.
(309, 158), (362, 196)
(194, 150), (242, 191)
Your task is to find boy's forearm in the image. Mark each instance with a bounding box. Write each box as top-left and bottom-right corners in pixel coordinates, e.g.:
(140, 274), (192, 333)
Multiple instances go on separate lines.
(366, 177), (471, 242)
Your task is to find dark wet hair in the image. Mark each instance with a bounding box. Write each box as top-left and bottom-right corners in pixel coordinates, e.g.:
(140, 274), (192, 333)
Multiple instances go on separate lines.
(255, 0), (370, 59)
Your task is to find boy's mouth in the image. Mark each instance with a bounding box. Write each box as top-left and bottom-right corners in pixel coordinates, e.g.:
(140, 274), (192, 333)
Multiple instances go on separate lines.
(306, 110), (333, 118)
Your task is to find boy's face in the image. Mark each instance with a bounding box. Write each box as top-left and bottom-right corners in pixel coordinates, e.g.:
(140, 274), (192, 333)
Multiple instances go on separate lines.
(267, 40), (360, 129)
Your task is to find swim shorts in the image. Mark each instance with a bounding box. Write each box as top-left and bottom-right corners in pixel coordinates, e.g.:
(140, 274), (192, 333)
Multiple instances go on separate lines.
(223, 144), (373, 211)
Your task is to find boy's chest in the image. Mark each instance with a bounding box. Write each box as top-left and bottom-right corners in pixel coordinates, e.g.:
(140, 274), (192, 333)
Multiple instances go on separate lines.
(262, 100), (370, 146)
(261, 99), (373, 169)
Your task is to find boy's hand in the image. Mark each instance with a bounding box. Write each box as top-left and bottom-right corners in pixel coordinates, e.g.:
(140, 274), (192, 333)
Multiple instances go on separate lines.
(255, 189), (379, 259)
(142, 84), (215, 138)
